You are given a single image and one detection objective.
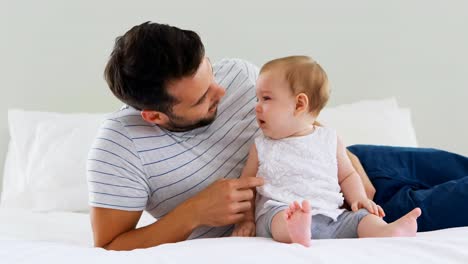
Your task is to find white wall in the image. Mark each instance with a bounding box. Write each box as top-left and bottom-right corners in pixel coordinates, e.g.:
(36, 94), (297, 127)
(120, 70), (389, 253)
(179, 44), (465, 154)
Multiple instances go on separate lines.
(1, 0), (467, 185)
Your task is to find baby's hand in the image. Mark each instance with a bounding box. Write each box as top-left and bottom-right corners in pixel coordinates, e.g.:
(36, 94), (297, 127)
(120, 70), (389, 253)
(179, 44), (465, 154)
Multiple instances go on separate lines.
(231, 221), (256, 237)
(351, 199), (385, 218)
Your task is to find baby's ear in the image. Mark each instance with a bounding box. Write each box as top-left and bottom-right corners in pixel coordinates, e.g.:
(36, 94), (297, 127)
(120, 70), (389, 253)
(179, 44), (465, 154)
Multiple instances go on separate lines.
(295, 93), (309, 115)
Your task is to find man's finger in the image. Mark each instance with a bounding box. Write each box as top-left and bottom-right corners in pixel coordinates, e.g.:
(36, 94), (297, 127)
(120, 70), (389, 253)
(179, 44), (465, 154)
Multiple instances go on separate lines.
(234, 188), (254, 201)
(229, 213), (245, 224)
(232, 201), (252, 213)
(234, 177), (264, 189)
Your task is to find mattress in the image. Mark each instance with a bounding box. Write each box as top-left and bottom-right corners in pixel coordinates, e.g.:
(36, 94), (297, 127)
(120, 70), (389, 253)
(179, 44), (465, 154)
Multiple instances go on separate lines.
(0, 208), (467, 264)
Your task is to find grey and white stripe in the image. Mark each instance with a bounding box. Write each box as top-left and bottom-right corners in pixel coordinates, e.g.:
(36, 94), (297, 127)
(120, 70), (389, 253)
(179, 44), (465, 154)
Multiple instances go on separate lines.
(87, 58), (261, 239)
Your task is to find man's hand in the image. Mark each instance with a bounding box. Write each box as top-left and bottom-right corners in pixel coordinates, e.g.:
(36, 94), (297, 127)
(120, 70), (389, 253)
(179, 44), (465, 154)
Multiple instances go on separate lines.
(189, 177), (264, 227)
(91, 177), (263, 250)
(350, 198), (385, 218)
(232, 221), (256, 237)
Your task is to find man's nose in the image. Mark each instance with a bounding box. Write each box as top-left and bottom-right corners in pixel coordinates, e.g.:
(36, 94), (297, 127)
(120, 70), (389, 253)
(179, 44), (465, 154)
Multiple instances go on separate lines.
(216, 84), (226, 99)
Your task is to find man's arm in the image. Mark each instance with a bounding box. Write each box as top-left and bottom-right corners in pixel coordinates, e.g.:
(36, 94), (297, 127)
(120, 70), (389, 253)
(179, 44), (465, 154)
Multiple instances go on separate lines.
(92, 204), (195, 250)
(91, 176), (264, 250)
(88, 118), (264, 250)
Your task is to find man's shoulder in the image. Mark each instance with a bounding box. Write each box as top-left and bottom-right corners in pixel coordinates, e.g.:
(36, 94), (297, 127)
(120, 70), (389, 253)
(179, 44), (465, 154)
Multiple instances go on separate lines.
(104, 106), (144, 125)
(213, 58), (258, 70)
(98, 106), (150, 137)
(214, 58), (256, 66)
(214, 58), (259, 91)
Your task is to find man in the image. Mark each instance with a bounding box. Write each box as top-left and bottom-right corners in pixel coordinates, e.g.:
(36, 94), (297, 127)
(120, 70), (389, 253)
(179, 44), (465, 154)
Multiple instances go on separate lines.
(88, 21), (468, 251)
(87, 21), (373, 250)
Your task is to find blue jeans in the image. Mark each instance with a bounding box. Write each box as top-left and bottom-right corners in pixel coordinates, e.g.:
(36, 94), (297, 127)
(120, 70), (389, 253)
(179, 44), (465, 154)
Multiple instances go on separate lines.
(347, 145), (468, 232)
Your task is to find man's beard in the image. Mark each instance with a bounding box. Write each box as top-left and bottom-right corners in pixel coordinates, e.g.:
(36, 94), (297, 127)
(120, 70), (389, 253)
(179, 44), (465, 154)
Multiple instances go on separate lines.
(164, 109), (218, 132)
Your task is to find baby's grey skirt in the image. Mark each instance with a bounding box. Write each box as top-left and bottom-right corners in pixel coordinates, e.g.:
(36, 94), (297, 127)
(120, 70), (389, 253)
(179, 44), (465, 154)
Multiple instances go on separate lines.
(256, 200), (370, 239)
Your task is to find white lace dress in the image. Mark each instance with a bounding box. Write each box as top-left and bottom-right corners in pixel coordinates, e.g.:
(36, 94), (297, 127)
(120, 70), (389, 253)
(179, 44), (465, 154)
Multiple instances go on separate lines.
(255, 126), (345, 221)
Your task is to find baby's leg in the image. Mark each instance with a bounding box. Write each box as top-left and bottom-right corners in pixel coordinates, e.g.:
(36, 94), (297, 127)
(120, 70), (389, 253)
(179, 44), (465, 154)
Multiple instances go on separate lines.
(357, 208), (421, 238)
(271, 200), (312, 247)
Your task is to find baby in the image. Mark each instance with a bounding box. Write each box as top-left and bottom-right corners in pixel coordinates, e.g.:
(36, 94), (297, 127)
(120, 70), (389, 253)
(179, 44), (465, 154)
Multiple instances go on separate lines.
(232, 56), (421, 247)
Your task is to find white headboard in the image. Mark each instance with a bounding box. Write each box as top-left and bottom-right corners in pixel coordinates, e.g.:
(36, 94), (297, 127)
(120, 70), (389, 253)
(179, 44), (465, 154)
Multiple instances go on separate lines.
(1, 1), (467, 190)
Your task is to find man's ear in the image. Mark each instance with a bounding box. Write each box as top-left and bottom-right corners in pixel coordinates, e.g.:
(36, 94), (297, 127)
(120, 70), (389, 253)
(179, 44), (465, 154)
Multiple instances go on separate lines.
(294, 93), (309, 115)
(141, 110), (169, 125)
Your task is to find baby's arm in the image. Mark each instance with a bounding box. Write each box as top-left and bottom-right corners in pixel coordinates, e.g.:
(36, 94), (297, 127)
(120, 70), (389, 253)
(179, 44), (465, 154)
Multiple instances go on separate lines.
(314, 121), (376, 199)
(346, 150), (376, 200)
(231, 144), (260, 237)
(337, 136), (385, 217)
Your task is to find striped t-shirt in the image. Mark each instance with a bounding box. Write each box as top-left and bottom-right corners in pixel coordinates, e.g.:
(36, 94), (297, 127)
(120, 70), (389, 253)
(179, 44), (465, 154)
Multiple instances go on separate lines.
(87, 58), (261, 239)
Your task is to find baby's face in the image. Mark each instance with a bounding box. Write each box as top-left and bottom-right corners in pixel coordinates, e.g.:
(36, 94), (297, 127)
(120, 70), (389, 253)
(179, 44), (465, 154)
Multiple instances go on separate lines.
(255, 72), (301, 139)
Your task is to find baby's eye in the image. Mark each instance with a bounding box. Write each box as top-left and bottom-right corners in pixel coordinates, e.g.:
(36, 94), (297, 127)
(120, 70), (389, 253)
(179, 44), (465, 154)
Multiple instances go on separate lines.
(263, 96), (271, 101)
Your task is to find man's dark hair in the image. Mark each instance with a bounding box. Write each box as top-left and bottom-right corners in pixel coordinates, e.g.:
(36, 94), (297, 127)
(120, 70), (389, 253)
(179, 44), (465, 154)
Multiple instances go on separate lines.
(104, 21), (205, 112)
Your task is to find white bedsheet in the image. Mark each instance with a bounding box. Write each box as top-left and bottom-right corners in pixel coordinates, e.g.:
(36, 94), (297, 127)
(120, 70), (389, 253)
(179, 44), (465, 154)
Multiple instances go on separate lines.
(0, 208), (467, 264)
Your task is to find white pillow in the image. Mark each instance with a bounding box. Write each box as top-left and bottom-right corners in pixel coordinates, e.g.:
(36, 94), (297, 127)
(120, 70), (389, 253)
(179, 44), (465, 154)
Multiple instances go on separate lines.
(319, 98), (418, 147)
(327, 97), (400, 111)
(1, 109), (105, 212)
(1, 98), (417, 212)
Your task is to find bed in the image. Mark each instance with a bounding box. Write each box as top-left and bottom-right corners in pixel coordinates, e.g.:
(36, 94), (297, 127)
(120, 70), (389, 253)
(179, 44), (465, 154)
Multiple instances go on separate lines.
(1, 98), (466, 264)
(1, 208), (467, 263)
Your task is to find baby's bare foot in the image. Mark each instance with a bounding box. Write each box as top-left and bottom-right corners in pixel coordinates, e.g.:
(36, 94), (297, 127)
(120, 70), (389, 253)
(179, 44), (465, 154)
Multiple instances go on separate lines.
(285, 200), (312, 247)
(386, 208), (421, 237)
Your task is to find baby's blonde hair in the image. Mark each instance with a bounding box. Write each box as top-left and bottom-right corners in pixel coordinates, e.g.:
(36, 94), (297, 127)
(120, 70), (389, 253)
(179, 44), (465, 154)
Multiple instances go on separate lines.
(260, 55), (329, 115)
